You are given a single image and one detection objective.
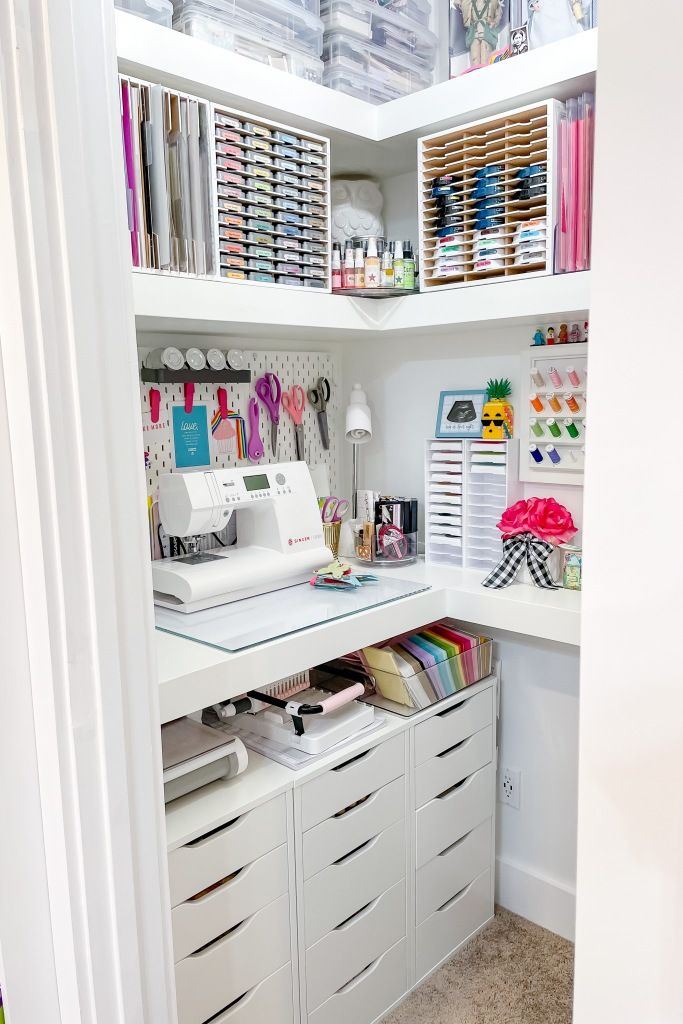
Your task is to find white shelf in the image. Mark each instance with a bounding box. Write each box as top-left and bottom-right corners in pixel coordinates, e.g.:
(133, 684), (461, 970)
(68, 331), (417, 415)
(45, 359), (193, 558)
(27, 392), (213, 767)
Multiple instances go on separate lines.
(156, 559), (580, 723)
(115, 11), (598, 176)
(134, 270), (590, 340)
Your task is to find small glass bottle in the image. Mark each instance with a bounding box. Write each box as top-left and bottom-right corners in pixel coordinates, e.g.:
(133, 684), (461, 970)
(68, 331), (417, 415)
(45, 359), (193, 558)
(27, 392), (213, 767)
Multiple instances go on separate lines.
(402, 244), (415, 289)
(365, 236), (381, 288)
(354, 245), (365, 289)
(381, 244), (394, 287)
(342, 241), (355, 289)
(393, 241), (405, 288)
(331, 243), (342, 290)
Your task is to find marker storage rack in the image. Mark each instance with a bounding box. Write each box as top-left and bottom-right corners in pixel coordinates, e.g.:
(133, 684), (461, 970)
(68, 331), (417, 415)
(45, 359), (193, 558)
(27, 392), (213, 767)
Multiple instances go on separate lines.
(519, 342), (587, 485)
(119, 75), (332, 290)
(424, 439), (522, 571)
(418, 101), (562, 290)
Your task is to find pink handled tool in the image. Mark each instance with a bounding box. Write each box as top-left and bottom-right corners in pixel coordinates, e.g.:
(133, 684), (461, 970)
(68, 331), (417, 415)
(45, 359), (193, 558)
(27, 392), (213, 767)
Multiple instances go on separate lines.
(184, 382), (195, 414)
(217, 386), (229, 421)
(149, 388), (161, 424)
(282, 384), (306, 461)
(255, 372), (282, 457)
(247, 397), (264, 462)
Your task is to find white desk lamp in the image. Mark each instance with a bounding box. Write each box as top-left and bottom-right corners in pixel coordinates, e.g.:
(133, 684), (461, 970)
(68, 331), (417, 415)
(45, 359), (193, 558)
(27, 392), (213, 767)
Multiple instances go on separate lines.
(345, 383), (373, 517)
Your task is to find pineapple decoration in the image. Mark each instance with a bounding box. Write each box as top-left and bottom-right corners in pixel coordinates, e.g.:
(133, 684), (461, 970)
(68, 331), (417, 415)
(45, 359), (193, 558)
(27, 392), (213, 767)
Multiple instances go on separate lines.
(482, 378), (514, 439)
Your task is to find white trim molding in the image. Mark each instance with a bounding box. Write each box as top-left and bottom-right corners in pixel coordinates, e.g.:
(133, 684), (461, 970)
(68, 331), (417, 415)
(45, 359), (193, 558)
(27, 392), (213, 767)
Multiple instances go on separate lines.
(0, 1), (175, 1021)
(495, 857), (576, 942)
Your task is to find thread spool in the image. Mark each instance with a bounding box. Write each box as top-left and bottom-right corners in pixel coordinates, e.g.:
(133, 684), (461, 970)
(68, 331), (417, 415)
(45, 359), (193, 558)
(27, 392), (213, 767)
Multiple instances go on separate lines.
(529, 444), (543, 464)
(530, 393), (544, 412)
(530, 418), (543, 437)
(564, 418), (579, 438)
(547, 418), (561, 438)
(548, 366), (562, 388)
(545, 444), (561, 464)
(548, 394), (562, 413)
(531, 368), (545, 387)
(565, 393), (580, 413)
(566, 366), (580, 386)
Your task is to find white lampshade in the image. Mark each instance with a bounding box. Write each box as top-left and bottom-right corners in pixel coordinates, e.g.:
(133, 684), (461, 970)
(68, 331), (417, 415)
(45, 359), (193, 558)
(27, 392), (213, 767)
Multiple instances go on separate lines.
(345, 383), (372, 444)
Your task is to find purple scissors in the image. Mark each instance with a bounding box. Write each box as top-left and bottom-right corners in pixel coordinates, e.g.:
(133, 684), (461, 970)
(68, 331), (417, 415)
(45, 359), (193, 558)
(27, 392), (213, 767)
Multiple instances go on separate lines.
(255, 372), (281, 457)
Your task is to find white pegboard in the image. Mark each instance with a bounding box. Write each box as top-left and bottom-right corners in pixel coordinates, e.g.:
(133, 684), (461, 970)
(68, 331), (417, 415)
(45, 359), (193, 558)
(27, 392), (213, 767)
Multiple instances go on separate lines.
(519, 343), (587, 485)
(141, 349), (340, 497)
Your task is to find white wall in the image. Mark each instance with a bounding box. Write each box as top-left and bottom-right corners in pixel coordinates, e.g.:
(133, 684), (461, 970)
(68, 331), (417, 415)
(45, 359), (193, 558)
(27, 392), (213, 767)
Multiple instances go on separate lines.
(344, 324), (583, 938)
(381, 171), (419, 252)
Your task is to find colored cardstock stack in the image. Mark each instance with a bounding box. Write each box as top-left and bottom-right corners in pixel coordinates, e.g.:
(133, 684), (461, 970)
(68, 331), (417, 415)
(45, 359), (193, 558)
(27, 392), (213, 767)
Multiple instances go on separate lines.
(360, 618), (492, 710)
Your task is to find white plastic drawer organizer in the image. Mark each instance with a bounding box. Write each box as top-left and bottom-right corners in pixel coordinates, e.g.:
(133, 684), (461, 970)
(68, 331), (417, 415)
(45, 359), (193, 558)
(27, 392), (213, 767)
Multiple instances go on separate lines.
(167, 675), (497, 1024)
(118, 74), (331, 289)
(424, 439), (522, 571)
(418, 101), (563, 290)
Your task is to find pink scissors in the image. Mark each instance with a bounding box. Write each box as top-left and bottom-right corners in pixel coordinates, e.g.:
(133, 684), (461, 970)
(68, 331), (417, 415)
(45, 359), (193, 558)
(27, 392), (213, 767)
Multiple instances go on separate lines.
(255, 372), (281, 457)
(282, 385), (306, 461)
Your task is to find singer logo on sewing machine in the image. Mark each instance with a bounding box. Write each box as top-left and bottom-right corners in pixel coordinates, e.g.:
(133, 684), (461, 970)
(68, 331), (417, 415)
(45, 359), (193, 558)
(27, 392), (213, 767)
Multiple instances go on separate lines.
(289, 535), (312, 546)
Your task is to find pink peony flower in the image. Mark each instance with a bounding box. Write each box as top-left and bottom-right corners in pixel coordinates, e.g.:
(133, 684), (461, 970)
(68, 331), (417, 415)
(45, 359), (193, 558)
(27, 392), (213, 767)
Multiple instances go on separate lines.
(497, 499), (531, 539)
(526, 496), (577, 546)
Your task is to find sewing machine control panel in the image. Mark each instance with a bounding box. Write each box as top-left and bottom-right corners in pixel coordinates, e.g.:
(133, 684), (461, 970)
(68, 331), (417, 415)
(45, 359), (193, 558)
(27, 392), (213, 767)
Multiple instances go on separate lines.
(220, 470), (293, 503)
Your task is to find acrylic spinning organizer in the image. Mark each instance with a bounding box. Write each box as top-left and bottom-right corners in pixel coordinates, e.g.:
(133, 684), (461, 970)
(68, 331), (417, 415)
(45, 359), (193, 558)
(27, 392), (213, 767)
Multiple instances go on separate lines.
(424, 439), (522, 570)
(519, 342), (587, 485)
(418, 100), (562, 289)
(141, 349), (339, 497)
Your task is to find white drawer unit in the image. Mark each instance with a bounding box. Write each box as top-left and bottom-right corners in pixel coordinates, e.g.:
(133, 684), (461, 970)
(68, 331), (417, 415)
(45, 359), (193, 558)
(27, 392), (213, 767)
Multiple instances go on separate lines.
(205, 963), (294, 1024)
(414, 725), (493, 808)
(300, 733), (405, 831)
(415, 687), (494, 765)
(304, 818), (406, 947)
(168, 794), (287, 907)
(302, 774), (406, 879)
(175, 892), (291, 1024)
(416, 819), (492, 925)
(305, 879), (406, 1012)
(415, 869), (493, 982)
(307, 938), (408, 1024)
(171, 843), (289, 962)
(416, 763), (494, 869)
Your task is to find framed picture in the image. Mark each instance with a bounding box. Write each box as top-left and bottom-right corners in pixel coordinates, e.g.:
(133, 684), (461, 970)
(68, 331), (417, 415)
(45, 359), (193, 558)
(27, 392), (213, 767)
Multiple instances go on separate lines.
(435, 389), (487, 438)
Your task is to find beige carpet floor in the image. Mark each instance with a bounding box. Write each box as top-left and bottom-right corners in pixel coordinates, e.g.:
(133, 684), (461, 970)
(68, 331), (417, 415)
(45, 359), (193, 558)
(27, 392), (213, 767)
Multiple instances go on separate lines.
(385, 908), (574, 1024)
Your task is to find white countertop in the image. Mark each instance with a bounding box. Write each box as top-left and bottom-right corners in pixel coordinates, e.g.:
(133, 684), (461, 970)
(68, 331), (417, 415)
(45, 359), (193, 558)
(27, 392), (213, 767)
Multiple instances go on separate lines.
(156, 559), (580, 724)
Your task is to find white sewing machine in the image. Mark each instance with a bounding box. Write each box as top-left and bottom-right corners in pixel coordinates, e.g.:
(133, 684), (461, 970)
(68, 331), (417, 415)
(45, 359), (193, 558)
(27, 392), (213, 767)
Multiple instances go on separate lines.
(152, 462), (331, 613)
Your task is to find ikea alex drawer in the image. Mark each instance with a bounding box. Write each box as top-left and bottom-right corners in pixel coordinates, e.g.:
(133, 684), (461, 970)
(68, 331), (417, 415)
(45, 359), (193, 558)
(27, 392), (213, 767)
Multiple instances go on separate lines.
(415, 869), (492, 982)
(414, 687), (494, 766)
(306, 879), (406, 1012)
(204, 962), (293, 1024)
(308, 937), (407, 1024)
(416, 819), (492, 925)
(302, 774), (405, 880)
(416, 763), (493, 868)
(304, 818), (406, 947)
(172, 843), (289, 962)
(175, 893), (291, 1024)
(414, 725), (493, 808)
(300, 734), (405, 831)
(168, 795), (287, 907)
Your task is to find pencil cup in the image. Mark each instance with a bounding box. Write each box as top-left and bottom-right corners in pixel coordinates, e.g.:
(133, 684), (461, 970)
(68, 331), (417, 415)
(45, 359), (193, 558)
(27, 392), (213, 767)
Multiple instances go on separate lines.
(323, 521), (342, 559)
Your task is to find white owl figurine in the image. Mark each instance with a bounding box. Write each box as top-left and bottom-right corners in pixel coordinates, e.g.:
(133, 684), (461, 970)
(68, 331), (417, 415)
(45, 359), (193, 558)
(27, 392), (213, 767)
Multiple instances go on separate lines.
(331, 179), (384, 245)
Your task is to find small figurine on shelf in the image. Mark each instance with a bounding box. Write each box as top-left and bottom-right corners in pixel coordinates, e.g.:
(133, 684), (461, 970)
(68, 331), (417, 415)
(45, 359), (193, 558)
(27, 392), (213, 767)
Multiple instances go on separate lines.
(558, 323), (569, 344)
(569, 322), (580, 344)
(482, 378), (514, 439)
(546, 327), (555, 345)
(583, 320), (589, 342)
(532, 328), (545, 346)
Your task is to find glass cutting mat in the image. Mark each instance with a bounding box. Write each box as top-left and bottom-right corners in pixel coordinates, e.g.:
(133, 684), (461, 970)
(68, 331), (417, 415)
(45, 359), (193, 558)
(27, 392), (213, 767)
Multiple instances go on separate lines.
(155, 577), (431, 652)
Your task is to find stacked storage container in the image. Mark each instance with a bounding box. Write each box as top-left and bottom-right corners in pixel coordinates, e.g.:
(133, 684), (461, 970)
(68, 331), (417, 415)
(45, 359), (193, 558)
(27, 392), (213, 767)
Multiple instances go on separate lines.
(172, 0), (325, 83)
(321, 0), (437, 103)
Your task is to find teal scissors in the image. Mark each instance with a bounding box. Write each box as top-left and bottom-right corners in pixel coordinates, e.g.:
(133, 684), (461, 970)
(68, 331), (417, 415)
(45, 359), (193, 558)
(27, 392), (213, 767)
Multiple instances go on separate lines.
(307, 376), (331, 451)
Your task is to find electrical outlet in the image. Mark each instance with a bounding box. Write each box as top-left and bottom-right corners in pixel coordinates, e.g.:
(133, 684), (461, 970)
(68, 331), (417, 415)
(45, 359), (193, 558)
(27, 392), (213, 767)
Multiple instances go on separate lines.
(499, 767), (521, 809)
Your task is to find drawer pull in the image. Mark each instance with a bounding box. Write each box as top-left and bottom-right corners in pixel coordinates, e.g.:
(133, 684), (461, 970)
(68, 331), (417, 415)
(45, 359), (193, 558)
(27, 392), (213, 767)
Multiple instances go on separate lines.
(190, 912), (253, 957)
(333, 833), (379, 867)
(187, 858), (254, 903)
(436, 767), (480, 801)
(333, 790), (374, 819)
(436, 694), (475, 719)
(335, 954), (383, 995)
(335, 894), (380, 931)
(436, 735), (469, 759)
(332, 748), (373, 773)
(208, 986), (254, 1020)
(437, 827), (474, 859)
(435, 878), (474, 914)
(186, 814), (242, 847)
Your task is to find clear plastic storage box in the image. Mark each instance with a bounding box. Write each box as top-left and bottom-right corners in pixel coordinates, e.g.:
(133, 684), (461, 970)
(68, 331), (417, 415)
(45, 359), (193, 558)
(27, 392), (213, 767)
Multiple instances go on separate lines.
(173, 0), (324, 68)
(321, 0), (436, 61)
(115, 0), (173, 27)
(323, 30), (432, 101)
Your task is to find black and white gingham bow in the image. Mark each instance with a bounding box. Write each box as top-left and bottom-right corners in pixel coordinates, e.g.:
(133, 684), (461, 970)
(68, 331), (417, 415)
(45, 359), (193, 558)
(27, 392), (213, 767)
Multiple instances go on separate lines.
(482, 532), (559, 589)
